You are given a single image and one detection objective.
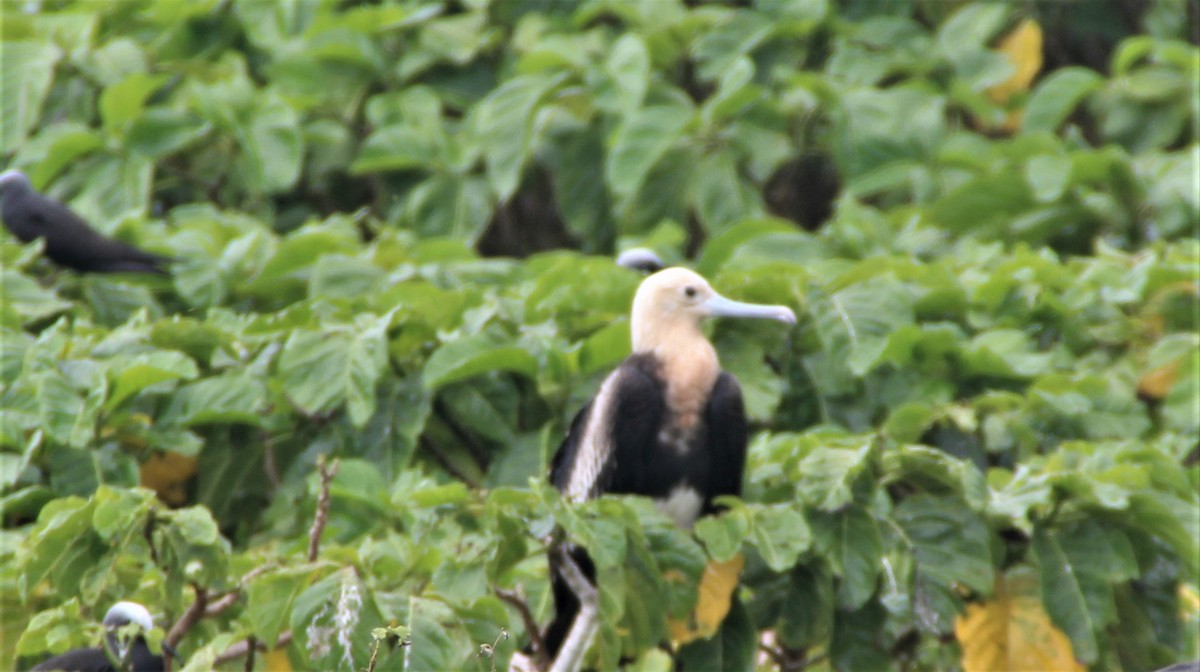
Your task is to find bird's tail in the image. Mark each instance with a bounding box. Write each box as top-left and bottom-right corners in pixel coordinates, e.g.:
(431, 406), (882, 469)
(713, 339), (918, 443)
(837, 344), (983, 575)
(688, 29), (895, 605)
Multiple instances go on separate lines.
(542, 543), (595, 660)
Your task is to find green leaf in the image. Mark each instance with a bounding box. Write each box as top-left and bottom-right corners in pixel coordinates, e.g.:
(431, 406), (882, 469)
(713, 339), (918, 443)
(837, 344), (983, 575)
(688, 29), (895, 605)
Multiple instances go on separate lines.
(352, 125), (442, 173)
(277, 312), (392, 427)
(99, 73), (168, 131)
(810, 279), (915, 376)
(695, 509), (751, 562)
(673, 598), (757, 672)
(1, 41), (61, 153)
(475, 74), (562, 200)
(162, 371), (267, 427)
(895, 494), (994, 619)
(106, 351), (200, 411)
(811, 506), (882, 610)
(422, 334), (538, 390)
(247, 566), (313, 648)
(1033, 526), (1099, 662)
(750, 503), (811, 572)
(1, 270), (72, 326)
(796, 440), (874, 510)
(607, 105), (693, 208)
(778, 562), (835, 648)
(604, 34), (650, 116)
(126, 108), (211, 158)
(1023, 67), (1104, 134)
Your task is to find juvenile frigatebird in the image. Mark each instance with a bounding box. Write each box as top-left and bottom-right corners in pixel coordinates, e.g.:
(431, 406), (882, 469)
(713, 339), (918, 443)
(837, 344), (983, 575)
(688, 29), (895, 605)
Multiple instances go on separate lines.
(0, 170), (170, 275)
(31, 601), (177, 671)
(542, 267), (795, 659)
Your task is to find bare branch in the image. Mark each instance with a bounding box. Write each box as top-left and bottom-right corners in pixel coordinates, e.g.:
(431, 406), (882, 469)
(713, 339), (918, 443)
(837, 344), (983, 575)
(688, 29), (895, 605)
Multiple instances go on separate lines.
(496, 588), (546, 668)
(308, 455), (340, 562)
(215, 459), (338, 665)
(548, 548), (598, 672)
(165, 586), (208, 649)
(213, 631), (292, 666)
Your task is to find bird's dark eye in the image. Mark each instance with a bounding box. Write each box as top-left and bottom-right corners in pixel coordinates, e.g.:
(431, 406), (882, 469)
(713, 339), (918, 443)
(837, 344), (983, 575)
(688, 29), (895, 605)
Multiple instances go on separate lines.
(684, 286), (697, 298)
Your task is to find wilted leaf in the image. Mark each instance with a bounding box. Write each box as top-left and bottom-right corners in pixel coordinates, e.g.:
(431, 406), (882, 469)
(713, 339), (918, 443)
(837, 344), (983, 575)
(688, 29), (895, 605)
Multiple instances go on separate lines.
(955, 569), (1084, 672)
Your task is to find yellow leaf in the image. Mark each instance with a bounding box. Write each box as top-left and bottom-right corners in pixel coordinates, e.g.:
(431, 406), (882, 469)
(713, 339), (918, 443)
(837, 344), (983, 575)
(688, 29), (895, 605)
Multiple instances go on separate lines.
(668, 554), (743, 645)
(1139, 359), (1181, 400)
(139, 451), (198, 507)
(986, 18), (1044, 132)
(956, 569), (1084, 672)
(263, 647), (293, 671)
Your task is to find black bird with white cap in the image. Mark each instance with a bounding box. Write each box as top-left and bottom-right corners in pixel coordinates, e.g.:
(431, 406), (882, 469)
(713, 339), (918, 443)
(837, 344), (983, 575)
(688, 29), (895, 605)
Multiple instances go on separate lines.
(0, 170), (170, 275)
(541, 267), (796, 658)
(31, 601), (177, 672)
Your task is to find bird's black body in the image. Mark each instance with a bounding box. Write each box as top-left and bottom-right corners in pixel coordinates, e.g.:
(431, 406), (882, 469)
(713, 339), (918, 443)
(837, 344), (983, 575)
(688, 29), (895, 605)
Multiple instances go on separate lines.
(30, 640), (164, 672)
(0, 171), (169, 275)
(29, 601), (171, 672)
(550, 354), (746, 509)
(542, 353), (748, 657)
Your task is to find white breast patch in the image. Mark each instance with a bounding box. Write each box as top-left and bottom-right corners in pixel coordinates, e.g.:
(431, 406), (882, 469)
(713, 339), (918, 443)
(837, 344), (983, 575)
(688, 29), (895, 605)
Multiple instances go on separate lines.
(656, 485), (703, 530)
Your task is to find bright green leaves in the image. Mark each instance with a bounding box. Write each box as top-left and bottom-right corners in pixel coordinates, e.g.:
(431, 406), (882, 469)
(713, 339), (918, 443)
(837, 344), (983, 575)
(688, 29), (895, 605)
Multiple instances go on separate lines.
(607, 104), (693, 216)
(1, 41), (62, 153)
(422, 334), (538, 391)
(278, 311), (394, 428)
(475, 74), (566, 201)
(811, 278), (915, 377)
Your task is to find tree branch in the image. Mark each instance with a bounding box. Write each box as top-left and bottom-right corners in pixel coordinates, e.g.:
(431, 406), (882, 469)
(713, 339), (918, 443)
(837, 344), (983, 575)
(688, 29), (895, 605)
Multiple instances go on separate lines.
(308, 455), (339, 562)
(214, 458), (338, 664)
(547, 548), (598, 672)
(495, 588), (546, 668)
(165, 586), (207, 649)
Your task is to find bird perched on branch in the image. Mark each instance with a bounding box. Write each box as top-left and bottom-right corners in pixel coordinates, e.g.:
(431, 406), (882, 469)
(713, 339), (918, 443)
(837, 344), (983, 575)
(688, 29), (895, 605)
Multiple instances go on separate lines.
(31, 601), (178, 671)
(542, 267), (796, 660)
(0, 170), (170, 275)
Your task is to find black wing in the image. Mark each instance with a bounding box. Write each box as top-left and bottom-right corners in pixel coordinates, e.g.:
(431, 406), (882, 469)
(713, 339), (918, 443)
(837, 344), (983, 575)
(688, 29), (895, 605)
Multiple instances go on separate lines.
(30, 646), (115, 671)
(548, 354), (664, 498)
(20, 193), (169, 275)
(702, 371), (748, 514)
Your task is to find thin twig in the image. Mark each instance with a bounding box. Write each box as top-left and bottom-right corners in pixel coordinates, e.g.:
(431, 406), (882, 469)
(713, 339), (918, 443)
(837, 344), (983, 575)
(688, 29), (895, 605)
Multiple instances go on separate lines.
(548, 548), (598, 672)
(496, 588), (546, 668)
(308, 455), (340, 562)
(215, 459), (339, 664)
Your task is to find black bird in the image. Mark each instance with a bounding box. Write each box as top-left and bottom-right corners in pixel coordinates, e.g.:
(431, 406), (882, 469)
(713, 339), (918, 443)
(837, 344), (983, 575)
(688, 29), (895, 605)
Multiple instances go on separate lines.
(31, 601), (176, 671)
(616, 247), (665, 274)
(542, 267), (795, 658)
(0, 170), (170, 274)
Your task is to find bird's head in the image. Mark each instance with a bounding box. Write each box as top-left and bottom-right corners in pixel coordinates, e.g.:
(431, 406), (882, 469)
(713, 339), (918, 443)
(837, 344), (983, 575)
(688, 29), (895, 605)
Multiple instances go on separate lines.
(631, 267), (795, 351)
(102, 601), (177, 662)
(103, 601), (155, 632)
(0, 169), (31, 194)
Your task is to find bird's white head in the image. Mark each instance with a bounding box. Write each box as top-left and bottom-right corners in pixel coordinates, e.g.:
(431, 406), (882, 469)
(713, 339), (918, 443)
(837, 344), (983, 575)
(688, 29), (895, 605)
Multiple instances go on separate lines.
(630, 267), (796, 352)
(0, 169), (31, 192)
(104, 601), (155, 632)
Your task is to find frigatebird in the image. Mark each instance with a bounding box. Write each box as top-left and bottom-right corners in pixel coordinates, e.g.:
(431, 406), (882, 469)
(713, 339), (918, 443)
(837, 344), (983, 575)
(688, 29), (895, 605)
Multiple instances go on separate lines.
(0, 170), (170, 275)
(542, 267), (795, 658)
(30, 601), (177, 671)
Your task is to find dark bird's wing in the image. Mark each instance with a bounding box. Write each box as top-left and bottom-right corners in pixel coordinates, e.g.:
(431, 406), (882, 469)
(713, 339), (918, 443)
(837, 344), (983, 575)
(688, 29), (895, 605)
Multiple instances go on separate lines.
(701, 371), (748, 513)
(4, 189), (169, 275)
(29, 646), (115, 671)
(549, 355), (665, 498)
(543, 355), (665, 658)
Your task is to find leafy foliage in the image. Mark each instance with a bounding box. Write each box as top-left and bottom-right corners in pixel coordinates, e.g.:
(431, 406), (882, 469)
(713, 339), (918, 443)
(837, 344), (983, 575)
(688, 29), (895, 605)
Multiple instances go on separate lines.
(2, 1), (1197, 671)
